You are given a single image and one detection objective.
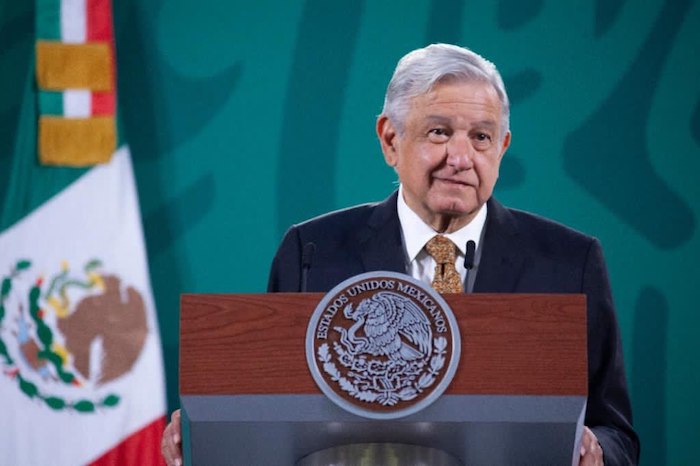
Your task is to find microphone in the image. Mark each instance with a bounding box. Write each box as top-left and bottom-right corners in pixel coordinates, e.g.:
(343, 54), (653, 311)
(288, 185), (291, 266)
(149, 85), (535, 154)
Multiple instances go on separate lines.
(301, 242), (316, 292)
(464, 240), (476, 292)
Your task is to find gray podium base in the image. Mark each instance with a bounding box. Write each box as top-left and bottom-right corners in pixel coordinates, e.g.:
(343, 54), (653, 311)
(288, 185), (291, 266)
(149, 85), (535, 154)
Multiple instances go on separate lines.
(296, 443), (462, 466)
(181, 394), (586, 466)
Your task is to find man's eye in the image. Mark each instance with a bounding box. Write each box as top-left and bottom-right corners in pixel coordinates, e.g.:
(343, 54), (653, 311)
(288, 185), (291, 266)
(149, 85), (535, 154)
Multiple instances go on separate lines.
(427, 128), (450, 142)
(472, 132), (494, 149)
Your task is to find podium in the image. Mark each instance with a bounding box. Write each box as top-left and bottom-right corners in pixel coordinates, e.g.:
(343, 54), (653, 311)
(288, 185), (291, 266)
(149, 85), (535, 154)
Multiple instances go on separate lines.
(180, 293), (587, 465)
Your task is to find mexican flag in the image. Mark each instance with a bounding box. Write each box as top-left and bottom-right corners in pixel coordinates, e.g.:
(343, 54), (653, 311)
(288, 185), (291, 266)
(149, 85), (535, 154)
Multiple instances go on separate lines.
(0, 0), (166, 465)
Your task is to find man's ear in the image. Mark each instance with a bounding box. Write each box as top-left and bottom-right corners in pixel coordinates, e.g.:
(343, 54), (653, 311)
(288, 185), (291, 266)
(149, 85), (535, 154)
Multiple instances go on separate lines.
(377, 115), (399, 167)
(497, 130), (511, 161)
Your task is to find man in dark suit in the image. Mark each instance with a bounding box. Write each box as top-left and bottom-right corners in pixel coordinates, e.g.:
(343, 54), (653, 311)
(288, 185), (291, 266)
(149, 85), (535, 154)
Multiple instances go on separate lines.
(163, 43), (638, 466)
(269, 192), (637, 465)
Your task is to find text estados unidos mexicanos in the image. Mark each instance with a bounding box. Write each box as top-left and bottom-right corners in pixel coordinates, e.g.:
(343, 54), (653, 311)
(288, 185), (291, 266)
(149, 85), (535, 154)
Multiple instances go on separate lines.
(315, 279), (447, 339)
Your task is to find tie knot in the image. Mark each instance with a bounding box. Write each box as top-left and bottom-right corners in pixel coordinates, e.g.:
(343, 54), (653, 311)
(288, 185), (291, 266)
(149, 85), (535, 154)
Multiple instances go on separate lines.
(425, 235), (458, 264)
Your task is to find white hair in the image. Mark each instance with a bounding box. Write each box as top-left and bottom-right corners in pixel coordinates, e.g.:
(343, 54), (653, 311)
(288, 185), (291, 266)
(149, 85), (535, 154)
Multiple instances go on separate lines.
(381, 43), (510, 138)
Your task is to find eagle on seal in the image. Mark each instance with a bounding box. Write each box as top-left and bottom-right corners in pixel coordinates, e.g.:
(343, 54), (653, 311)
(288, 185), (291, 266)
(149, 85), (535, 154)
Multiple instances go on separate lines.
(336, 291), (432, 361)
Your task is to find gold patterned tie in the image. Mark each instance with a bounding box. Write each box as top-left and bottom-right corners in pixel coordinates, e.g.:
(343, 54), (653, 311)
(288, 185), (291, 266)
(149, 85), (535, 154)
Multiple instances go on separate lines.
(425, 235), (464, 293)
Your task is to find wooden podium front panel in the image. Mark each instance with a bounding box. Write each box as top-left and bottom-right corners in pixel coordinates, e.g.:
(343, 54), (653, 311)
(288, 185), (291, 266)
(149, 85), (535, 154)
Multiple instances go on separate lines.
(180, 293), (586, 397)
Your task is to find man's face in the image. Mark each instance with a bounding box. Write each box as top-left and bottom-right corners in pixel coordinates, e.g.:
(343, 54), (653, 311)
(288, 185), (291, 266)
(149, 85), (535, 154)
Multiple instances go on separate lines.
(378, 80), (511, 232)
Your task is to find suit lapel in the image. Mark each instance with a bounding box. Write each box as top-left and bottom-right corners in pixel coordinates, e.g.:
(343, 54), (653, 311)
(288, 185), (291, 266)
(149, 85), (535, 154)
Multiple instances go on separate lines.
(473, 198), (528, 293)
(354, 193), (527, 290)
(357, 191), (407, 274)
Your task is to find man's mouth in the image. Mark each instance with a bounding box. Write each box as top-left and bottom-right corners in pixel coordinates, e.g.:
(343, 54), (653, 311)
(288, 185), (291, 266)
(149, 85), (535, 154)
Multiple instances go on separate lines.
(434, 177), (470, 187)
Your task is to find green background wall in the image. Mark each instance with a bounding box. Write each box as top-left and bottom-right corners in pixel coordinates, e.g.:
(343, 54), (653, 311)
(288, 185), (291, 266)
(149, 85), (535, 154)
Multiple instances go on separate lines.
(1, 1), (698, 464)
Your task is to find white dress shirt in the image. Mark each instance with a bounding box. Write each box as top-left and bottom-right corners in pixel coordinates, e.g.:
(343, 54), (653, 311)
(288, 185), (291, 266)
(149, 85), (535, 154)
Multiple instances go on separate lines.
(396, 185), (487, 292)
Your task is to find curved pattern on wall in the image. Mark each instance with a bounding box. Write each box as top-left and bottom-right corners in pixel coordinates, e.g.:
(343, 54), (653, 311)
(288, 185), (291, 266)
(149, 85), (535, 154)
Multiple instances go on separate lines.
(563, 0), (696, 249)
(275, 0), (365, 236)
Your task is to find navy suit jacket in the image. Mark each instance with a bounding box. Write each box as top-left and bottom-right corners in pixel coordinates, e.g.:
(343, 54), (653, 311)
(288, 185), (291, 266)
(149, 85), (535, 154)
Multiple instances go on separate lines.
(268, 191), (639, 465)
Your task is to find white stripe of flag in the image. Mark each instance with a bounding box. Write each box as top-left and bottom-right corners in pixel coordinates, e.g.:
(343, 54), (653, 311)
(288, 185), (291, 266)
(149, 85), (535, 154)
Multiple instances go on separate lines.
(63, 89), (92, 117)
(60, 0), (87, 44)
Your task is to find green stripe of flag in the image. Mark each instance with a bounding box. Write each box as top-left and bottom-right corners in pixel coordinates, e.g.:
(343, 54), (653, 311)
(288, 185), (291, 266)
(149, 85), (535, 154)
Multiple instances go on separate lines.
(36, 0), (61, 41)
(38, 91), (64, 116)
(0, 70), (88, 231)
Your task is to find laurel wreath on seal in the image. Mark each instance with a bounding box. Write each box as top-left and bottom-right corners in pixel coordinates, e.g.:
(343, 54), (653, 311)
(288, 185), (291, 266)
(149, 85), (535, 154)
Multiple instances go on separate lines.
(0, 260), (120, 412)
(317, 336), (448, 406)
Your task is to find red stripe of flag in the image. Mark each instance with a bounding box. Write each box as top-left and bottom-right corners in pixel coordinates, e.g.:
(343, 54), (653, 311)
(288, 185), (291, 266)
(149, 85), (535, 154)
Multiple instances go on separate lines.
(89, 416), (167, 466)
(87, 0), (116, 116)
(86, 0), (113, 41)
(91, 92), (116, 115)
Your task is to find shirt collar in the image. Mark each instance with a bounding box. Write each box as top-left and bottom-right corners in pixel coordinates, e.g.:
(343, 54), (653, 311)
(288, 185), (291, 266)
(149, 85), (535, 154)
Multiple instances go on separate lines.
(396, 184), (488, 262)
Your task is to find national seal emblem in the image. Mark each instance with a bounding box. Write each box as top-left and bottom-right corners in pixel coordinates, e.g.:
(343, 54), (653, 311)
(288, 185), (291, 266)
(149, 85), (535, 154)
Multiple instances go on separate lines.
(306, 271), (461, 419)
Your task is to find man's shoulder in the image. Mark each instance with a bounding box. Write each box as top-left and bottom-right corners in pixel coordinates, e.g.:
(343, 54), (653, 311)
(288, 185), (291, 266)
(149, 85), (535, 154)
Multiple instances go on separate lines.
(510, 206), (592, 239)
(270, 193), (400, 292)
(290, 192), (397, 236)
(295, 201), (380, 230)
(490, 199), (598, 253)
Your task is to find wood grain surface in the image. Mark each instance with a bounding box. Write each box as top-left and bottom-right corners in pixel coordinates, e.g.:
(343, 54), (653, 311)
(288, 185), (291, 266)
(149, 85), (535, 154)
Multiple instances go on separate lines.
(180, 293), (587, 396)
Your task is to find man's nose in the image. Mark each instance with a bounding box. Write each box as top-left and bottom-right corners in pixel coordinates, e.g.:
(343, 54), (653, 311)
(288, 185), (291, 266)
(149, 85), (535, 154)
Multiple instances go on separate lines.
(445, 134), (474, 170)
